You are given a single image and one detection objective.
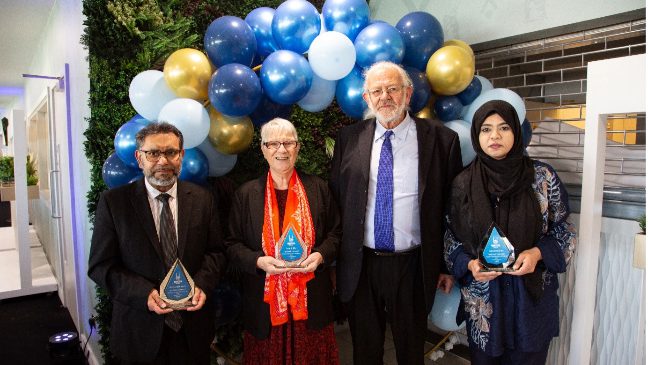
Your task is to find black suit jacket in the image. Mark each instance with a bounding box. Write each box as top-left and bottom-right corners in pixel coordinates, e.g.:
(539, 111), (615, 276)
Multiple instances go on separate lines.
(225, 172), (341, 339)
(330, 116), (462, 313)
(88, 179), (226, 363)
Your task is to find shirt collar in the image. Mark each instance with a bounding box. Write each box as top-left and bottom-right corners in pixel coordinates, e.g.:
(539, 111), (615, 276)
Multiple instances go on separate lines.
(374, 112), (414, 142)
(144, 178), (178, 201)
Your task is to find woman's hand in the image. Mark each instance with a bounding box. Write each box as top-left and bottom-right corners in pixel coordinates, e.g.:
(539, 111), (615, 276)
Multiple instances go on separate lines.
(292, 252), (324, 273)
(257, 256), (292, 275)
(507, 247), (542, 276)
(468, 259), (502, 282)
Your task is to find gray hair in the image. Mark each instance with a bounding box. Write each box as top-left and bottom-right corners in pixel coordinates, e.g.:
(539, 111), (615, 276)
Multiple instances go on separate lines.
(135, 122), (184, 149)
(362, 61), (413, 93)
(260, 118), (299, 143)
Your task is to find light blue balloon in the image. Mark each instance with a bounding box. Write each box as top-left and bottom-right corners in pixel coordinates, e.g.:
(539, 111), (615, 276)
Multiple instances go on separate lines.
(196, 139), (237, 177)
(245, 7), (279, 58)
(354, 22), (405, 69)
(102, 152), (143, 189)
(272, 0), (321, 54)
(179, 148), (209, 185)
(475, 75), (494, 94)
(114, 115), (151, 168)
(298, 74), (337, 112)
(429, 285), (466, 332)
(444, 120), (476, 167)
(322, 0), (370, 42)
(464, 88), (526, 125)
(157, 98), (210, 149)
(335, 66), (366, 120)
(260, 50), (313, 105)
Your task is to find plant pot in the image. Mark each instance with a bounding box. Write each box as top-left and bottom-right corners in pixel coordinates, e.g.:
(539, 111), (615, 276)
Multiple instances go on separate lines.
(0, 183), (39, 202)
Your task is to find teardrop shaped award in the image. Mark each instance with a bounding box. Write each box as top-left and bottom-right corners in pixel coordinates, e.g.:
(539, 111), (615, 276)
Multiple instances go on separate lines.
(478, 222), (516, 272)
(160, 259), (195, 309)
(276, 222), (308, 268)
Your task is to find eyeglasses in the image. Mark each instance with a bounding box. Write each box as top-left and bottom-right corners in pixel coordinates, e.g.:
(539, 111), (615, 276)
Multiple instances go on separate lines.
(263, 141), (299, 150)
(368, 85), (404, 98)
(139, 149), (181, 162)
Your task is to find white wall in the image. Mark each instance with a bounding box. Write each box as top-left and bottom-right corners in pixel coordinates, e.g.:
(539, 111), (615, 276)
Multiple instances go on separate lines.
(22, 0), (96, 362)
(370, 0), (644, 45)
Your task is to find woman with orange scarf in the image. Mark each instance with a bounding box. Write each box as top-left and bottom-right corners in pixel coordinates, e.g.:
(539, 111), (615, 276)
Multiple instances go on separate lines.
(226, 118), (341, 364)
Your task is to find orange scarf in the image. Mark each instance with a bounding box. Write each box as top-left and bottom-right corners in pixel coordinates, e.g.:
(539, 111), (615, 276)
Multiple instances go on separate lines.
(262, 170), (315, 326)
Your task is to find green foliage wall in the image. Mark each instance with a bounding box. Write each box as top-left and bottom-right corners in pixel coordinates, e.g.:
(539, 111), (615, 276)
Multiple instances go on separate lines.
(82, 0), (355, 362)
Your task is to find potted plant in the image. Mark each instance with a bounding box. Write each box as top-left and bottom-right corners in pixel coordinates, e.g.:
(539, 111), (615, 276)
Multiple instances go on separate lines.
(0, 155), (39, 201)
(634, 214), (645, 269)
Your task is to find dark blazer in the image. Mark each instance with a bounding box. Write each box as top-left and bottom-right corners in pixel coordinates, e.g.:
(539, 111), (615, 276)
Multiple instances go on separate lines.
(88, 179), (226, 363)
(225, 172), (341, 339)
(330, 116), (463, 313)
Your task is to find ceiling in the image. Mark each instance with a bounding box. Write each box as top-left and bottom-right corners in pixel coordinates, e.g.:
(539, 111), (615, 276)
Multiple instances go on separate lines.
(0, 0), (56, 119)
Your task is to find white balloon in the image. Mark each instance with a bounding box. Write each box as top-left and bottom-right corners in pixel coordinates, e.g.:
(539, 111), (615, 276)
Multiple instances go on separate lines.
(308, 31), (356, 81)
(158, 98), (210, 149)
(297, 74), (337, 112)
(463, 88), (526, 125)
(129, 70), (176, 121)
(444, 119), (476, 167)
(196, 138), (237, 177)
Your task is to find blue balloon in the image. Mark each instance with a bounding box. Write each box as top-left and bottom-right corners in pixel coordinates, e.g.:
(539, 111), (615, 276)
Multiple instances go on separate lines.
(354, 22), (405, 69)
(298, 74), (337, 112)
(272, 0), (321, 54)
(209, 63), (262, 117)
(245, 7), (279, 58)
(322, 0), (370, 42)
(249, 92), (293, 127)
(444, 120), (476, 167)
(114, 115), (150, 168)
(335, 66), (366, 120)
(464, 88), (526, 125)
(522, 119), (533, 148)
(204, 16), (257, 68)
(396, 12), (444, 71)
(476, 75), (494, 94)
(102, 152), (143, 189)
(429, 285), (465, 332)
(435, 96), (463, 122)
(405, 67), (432, 114)
(260, 50), (313, 104)
(457, 77), (482, 105)
(179, 148), (208, 185)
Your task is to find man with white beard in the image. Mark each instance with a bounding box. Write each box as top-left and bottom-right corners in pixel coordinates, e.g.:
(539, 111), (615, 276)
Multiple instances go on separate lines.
(330, 62), (463, 365)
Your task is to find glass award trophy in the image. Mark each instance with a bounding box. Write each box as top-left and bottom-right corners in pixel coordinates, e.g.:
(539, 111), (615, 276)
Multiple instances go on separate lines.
(160, 259), (195, 309)
(478, 222), (516, 272)
(276, 222), (308, 268)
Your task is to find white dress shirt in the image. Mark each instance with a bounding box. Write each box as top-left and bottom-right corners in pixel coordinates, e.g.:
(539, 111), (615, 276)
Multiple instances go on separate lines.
(144, 178), (179, 244)
(364, 113), (421, 251)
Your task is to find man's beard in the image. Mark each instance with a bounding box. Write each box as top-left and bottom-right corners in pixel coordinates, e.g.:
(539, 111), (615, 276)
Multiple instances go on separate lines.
(145, 166), (181, 187)
(363, 100), (409, 124)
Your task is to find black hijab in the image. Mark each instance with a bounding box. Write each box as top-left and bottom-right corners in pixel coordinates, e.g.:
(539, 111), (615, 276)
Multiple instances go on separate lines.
(448, 100), (544, 301)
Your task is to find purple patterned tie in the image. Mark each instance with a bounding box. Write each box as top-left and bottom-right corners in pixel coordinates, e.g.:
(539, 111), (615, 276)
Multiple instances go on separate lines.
(374, 130), (394, 252)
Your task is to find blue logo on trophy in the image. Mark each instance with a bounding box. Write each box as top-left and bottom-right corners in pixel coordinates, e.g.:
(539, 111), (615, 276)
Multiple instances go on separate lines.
(478, 223), (515, 272)
(276, 223), (308, 267)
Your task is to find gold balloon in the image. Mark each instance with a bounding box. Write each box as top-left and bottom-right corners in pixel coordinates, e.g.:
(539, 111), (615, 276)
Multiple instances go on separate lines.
(163, 48), (212, 101)
(426, 45), (475, 96)
(415, 94), (437, 119)
(443, 39), (474, 60)
(207, 107), (254, 155)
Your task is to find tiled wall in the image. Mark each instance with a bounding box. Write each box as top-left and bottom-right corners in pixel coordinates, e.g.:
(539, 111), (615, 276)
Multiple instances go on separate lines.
(473, 19), (646, 189)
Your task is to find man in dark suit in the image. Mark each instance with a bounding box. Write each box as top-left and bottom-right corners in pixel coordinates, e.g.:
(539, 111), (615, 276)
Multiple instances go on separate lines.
(330, 62), (463, 365)
(89, 122), (225, 364)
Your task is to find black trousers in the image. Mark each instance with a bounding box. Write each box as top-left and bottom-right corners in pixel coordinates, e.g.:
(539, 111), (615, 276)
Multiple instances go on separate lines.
(348, 247), (426, 365)
(470, 342), (550, 365)
(121, 325), (209, 365)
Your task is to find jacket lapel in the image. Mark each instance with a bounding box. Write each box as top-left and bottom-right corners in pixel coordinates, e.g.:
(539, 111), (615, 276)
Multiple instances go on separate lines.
(357, 119), (376, 190)
(415, 117), (436, 204)
(131, 179), (165, 261)
(176, 181), (192, 259)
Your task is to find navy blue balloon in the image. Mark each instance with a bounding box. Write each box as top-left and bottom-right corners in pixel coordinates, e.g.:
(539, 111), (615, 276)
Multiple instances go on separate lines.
(396, 12), (444, 71)
(435, 96), (464, 122)
(102, 152), (143, 189)
(354, 22), (405, 69)
(405, 67), (432, 114)
(272, 0), (321, 54)
(209, 63), (262, 117)
(179, 148), (208, 185)
(322, 0), (370, 42)
(522, 119), (533, 148)
(204, 16), (257, 68)
(260, 50), (313, 104)
(249, 92), (293, 127)
(114, 114), (150, 168)
(457, 77), (482, 105)
(245, 7), (279, 58)
(335, 66), (367, 120)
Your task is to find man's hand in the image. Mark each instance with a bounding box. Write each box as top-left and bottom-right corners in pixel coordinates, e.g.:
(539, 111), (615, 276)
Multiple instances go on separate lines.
(292, 252), (324, 273)
(257, 256), (292, 274)
(436, 273), (455, 293)
(468, 259), (502, 282)
(185, 286), (206, 311)
(147, 289), (173, 315)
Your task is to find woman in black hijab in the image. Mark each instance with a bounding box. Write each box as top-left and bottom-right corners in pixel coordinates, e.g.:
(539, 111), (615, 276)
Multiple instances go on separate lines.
(444, 100), (576, 365)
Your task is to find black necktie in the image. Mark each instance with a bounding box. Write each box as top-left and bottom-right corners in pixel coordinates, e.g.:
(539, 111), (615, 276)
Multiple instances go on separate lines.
(156, 193), (182, 331)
